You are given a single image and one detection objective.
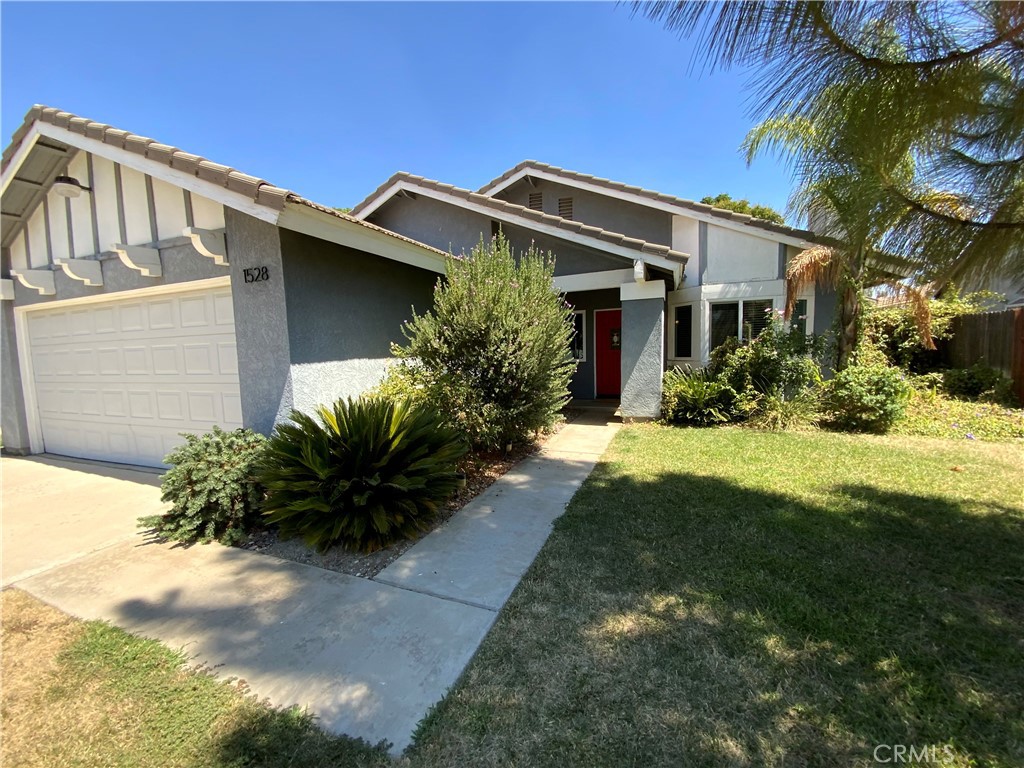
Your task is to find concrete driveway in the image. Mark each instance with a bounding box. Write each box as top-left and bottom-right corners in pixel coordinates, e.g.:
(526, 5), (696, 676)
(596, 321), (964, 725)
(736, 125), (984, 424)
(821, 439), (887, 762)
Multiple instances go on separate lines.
(1, 455), (163, 586)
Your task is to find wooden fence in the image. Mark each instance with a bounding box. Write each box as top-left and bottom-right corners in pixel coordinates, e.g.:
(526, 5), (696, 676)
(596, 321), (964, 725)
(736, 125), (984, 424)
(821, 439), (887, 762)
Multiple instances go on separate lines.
(942, 308), (1024, 404)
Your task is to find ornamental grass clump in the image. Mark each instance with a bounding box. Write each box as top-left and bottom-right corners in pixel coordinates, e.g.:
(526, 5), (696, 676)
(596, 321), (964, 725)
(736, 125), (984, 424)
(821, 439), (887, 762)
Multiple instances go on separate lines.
(390, 233), (576, 450)
(259, 397), (467, 553)
(139, 426), (267, 545)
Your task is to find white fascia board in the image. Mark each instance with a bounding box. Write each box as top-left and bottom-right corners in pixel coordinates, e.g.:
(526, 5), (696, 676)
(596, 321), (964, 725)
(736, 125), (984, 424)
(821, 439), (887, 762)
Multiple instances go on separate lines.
(351, 180), (403, 221)
(0, 126), (43, 195)
(485, 167), (813, 249)
(31, 122), (279, 225)
(553, 268), (634, 293)
(621, 280), (666, 301)
(392, 182), (686, 273)
(277, 204), (447, 275)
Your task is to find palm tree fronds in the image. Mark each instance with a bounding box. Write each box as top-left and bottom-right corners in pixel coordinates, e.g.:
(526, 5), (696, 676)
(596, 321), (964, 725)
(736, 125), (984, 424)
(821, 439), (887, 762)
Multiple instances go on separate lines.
(785, 245), (840, 318)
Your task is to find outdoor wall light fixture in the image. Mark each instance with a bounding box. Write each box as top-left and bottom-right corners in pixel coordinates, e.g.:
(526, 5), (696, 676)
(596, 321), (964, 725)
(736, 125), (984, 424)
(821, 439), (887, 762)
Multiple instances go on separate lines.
(52, 175), (92, 198)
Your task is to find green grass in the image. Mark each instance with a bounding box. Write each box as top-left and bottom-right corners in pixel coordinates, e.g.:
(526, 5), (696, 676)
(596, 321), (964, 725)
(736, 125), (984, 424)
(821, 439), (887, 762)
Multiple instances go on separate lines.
(2, 589), (390, 768)
(892, 389), (1024, 441)
(408, 426), (1024, 767)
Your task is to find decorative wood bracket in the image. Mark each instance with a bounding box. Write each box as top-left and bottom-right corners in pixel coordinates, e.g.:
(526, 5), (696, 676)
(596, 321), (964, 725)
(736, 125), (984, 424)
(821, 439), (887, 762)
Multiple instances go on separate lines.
(183, 227), (228, 266)
(1, 278), (14, 300)
(113, 244), (161, 278)
(55, 257), (103, 287)
(10, 269), (56, 296)
(633, 259), (647, 283)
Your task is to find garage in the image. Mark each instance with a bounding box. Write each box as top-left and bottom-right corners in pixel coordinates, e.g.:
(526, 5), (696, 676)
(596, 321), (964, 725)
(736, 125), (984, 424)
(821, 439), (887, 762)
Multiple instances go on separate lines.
(21, 281), (241, 467)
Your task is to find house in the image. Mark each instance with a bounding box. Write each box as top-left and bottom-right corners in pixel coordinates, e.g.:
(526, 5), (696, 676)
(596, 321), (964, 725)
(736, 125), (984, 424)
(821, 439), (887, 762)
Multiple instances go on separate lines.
(0, 106), (450, 467)
(0, 106), (831, 469)
(350, 160), (831, 407)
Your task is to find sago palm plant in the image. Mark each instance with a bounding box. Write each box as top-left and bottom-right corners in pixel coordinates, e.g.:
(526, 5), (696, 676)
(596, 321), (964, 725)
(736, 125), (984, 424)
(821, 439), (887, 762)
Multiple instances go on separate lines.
(259, 397), (467, 553)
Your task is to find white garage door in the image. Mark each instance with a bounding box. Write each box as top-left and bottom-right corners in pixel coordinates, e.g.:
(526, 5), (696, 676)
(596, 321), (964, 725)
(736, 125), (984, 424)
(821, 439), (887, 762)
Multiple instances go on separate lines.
(25, 283), (242, 467)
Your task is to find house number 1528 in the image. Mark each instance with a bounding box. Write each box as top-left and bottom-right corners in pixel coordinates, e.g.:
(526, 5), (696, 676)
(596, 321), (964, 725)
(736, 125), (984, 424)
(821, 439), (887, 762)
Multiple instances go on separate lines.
(243, 266), (269, 283)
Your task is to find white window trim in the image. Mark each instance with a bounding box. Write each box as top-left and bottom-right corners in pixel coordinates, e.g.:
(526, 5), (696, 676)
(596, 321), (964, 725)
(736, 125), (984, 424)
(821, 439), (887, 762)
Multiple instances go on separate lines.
(709, 297), (776, 349)
(571, 310), (587, 363)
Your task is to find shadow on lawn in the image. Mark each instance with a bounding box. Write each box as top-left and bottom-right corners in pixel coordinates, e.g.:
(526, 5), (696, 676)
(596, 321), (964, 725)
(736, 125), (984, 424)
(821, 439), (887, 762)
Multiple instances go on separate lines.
(411, 468), (1024, 768)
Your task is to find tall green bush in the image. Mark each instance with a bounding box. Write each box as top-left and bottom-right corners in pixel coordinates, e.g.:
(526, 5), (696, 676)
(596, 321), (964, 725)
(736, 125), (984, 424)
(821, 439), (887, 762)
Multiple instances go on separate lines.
(391, 233), (575, 450)
(139, 426), (267, 545)
(826, 364), (911, 433)
(259, 397), (466, 553)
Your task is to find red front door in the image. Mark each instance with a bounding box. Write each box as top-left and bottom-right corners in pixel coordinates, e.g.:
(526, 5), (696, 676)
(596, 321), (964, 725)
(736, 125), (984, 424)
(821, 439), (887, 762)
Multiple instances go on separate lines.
(595, 309), (622, 397)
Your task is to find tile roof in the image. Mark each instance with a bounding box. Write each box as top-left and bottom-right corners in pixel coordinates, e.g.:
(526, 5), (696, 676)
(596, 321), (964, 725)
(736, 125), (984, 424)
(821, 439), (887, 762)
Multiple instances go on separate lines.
(2, 105), (447, 259)
(478, 160), (823, 243)
(350, 172), (690, 265)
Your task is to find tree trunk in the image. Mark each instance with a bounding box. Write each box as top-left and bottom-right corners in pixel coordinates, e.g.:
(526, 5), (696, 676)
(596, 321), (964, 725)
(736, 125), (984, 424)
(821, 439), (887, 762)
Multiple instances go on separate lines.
(836, 284), (860, 371)
(836, 247), (865, 371)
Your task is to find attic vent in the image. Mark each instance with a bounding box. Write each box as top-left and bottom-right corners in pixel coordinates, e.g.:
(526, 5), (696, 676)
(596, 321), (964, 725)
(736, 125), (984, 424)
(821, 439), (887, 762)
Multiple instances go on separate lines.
(528, 192), (543, 211)
(558, 197), (573, 219)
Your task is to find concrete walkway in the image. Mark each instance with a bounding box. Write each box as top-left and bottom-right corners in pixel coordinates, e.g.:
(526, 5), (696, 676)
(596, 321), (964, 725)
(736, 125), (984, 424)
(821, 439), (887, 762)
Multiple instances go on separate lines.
(7, 409), (619, 753)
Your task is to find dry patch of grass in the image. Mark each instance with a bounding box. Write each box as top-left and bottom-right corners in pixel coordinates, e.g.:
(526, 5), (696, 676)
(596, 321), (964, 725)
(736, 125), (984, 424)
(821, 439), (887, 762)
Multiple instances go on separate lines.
(0, 589), (389, 768)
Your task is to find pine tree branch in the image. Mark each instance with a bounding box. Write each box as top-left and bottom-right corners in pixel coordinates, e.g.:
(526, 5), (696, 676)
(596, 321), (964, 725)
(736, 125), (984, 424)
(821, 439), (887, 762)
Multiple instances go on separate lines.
(809, 4), (1024, 71)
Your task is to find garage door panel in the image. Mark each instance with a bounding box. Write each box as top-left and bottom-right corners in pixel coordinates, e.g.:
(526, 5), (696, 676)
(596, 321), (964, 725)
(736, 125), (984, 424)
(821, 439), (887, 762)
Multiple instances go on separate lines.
(26, 285), (241, 467)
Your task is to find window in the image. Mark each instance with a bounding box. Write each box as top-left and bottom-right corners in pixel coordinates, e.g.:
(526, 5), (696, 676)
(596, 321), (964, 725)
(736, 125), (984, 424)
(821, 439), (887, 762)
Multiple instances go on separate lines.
(673, 305), (693, 358)
(528, 192), (543, 211)
(709, 298), (775, 352)
(791, 298), (809, 336)
(710, 303), (740, 352)
(571, 311), (586, 361)
(490, 220), (501, 240)
(742, 299), (774, 341)
(558, 197), (573, 219)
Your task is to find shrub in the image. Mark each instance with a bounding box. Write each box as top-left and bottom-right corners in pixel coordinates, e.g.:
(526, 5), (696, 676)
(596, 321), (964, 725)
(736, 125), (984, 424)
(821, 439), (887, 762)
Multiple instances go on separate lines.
(942, 363), (1016, 404)
(392, 233), (575, 450)
(861, 288), (1002, 373)
(825, 364), (911, 433)
(748, 389), (822, 431)
(662, 367), (736, 426)
(259, 397), (467, 553)
(139, 426), (267, 545)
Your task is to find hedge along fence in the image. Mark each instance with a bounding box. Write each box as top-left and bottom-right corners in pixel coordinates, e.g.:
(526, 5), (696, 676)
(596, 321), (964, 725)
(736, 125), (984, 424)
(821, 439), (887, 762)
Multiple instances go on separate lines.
(941, 308), (1024, 404)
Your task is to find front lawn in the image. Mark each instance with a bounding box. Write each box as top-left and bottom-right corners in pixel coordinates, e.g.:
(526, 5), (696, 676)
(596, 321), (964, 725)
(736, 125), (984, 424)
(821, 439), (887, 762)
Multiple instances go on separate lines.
(409, 426), (1024, 767)
(1, 589), (389, 768)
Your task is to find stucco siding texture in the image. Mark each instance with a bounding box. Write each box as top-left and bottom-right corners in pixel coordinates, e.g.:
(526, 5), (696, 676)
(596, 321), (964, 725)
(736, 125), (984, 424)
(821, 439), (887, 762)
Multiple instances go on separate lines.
(278, 228), (437, 412)
(565, 288), (619, 400)
(225, 209), (292, 436)
(497, 178), (673, 247)
(620, 297), (665, 419)
(370, 196), (631, 277)
(1, 293), (30, 454)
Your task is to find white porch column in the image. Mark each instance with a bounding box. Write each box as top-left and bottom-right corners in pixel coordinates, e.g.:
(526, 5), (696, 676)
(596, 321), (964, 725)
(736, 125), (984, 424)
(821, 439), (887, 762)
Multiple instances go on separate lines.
(619, 280), (666, 420)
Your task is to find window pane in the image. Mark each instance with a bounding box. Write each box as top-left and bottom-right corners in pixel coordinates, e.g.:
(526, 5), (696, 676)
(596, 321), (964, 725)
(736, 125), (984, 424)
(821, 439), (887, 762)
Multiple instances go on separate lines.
(792, 299), (808, 336)
(571, 312), (585, 361)
(710, 303), (739, 351)
(742, 299), (774, 341)
(674, 305), (693, 358)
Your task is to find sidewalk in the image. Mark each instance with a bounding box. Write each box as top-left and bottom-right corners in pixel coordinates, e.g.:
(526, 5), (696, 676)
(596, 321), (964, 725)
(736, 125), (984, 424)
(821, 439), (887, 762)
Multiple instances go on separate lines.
(13, 409), (620, 753)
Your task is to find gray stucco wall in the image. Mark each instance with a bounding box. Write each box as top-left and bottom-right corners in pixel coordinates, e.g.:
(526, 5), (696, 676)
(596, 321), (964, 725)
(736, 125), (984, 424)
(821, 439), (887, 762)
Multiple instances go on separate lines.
(369, 195), (631, 276)
(224, 209), (291, 436)
(496, 178), (673, 246)
(278, 228), (437, 415)
(565, 288), (619, 400)
(1, 248), (30, 454)
(621, 297), (665, 419)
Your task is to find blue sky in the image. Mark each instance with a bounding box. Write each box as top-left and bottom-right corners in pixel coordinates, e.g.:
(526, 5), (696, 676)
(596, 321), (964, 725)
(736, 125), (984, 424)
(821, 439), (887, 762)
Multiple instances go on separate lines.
(1, 2), (796, 218)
